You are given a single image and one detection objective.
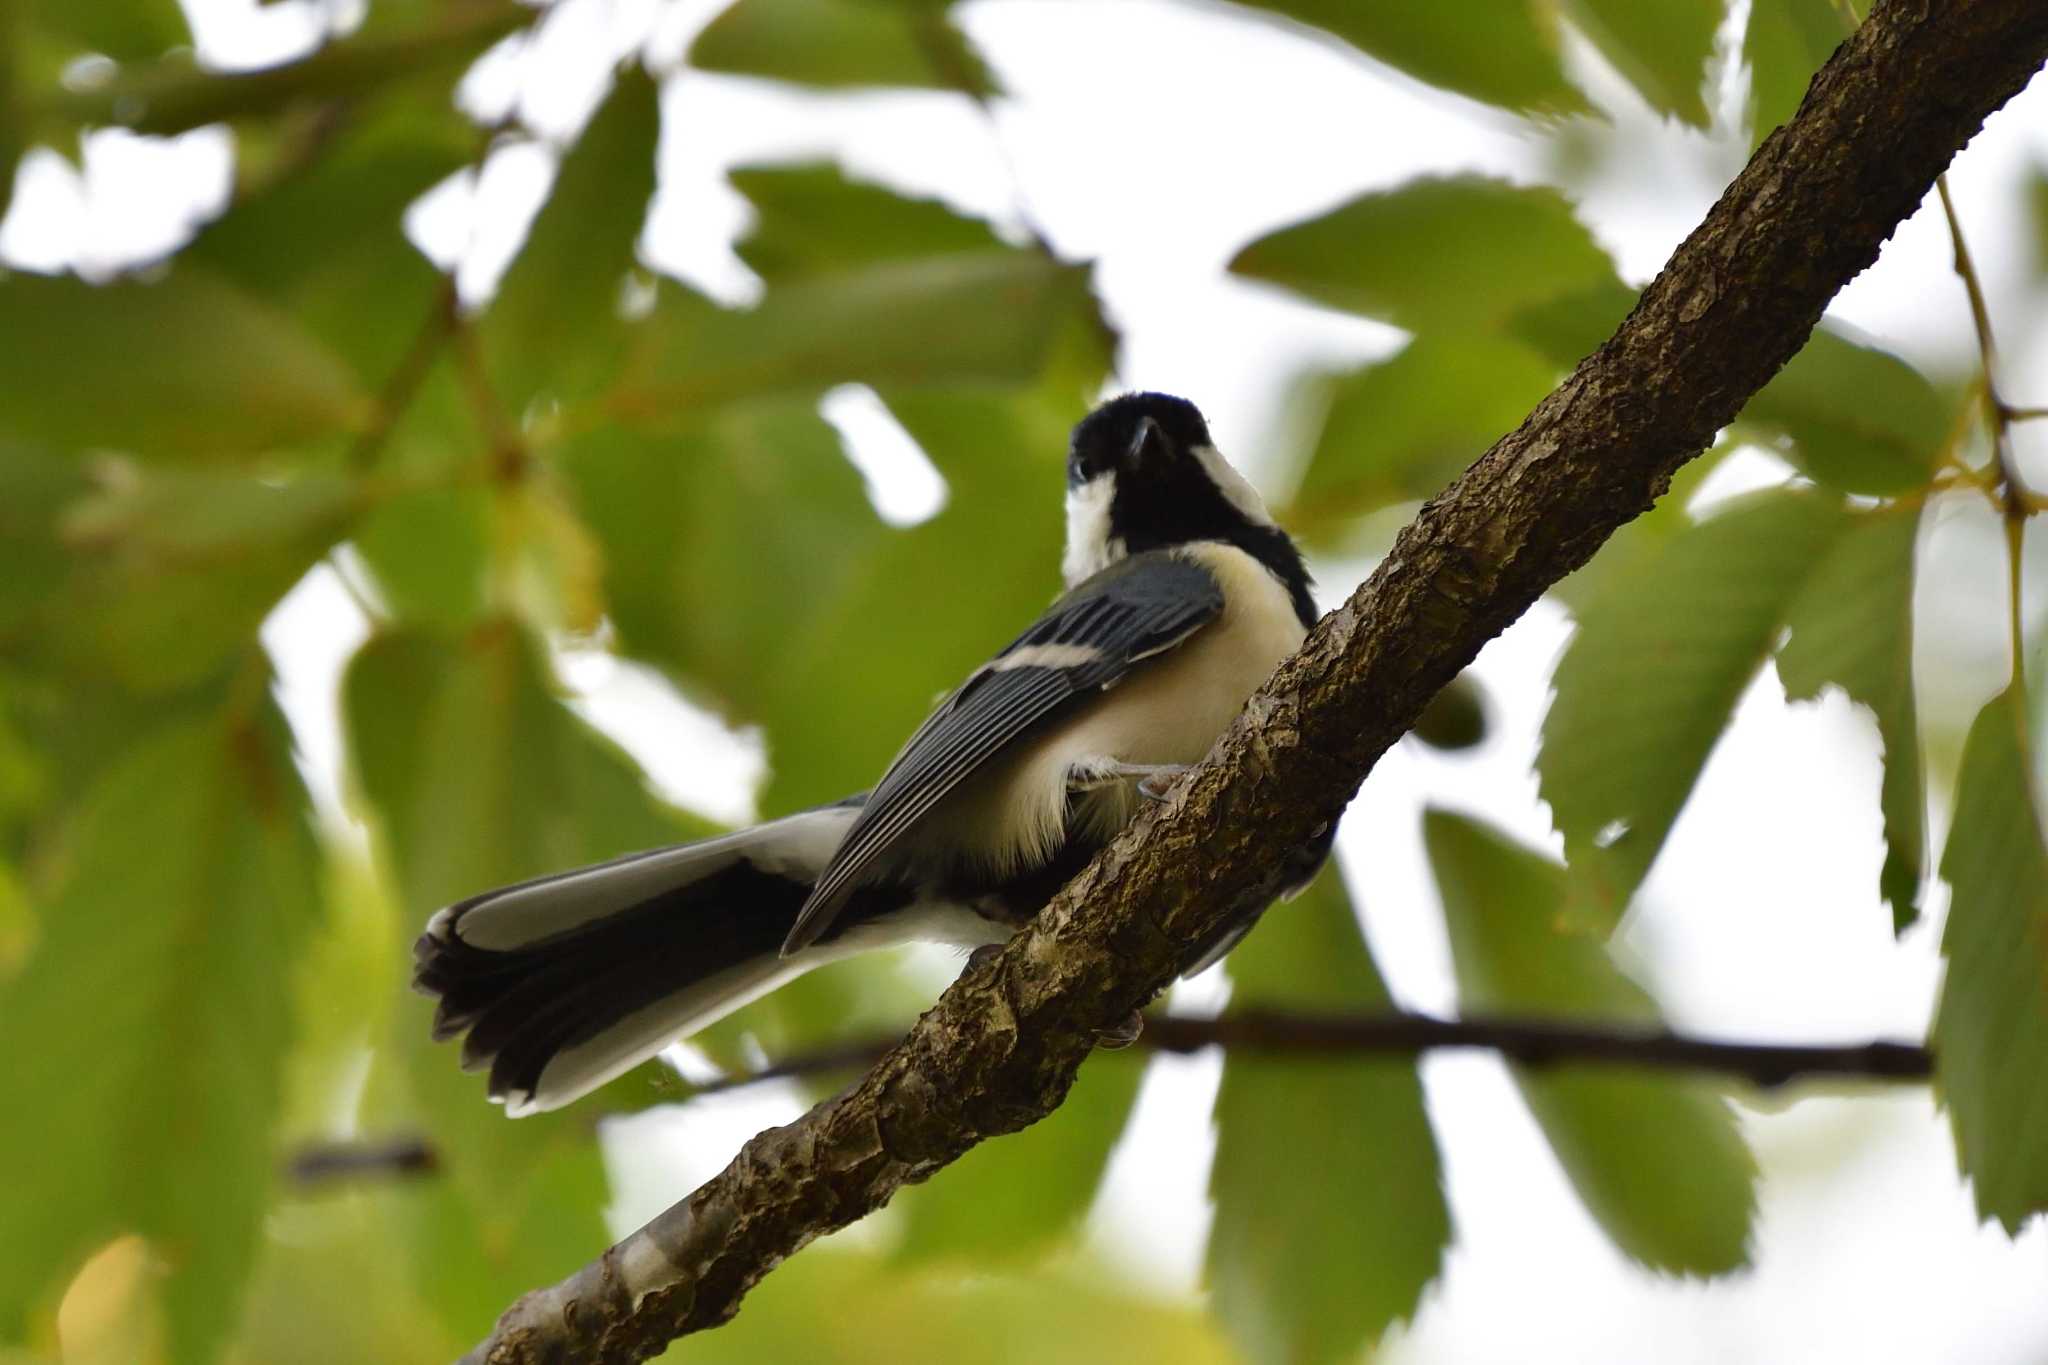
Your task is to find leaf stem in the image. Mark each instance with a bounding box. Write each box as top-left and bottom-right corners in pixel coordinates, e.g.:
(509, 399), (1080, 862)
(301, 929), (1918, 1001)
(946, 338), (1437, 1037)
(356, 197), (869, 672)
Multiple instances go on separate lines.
(1935, 174), (2030, 682)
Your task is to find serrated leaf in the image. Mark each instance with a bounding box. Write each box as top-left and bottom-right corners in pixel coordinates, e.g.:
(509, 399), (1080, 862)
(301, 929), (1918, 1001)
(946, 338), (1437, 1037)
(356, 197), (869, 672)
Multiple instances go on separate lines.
(0, 696), (322, 1361)
(186, 102), (467, 386)
(691, 0), (994, 95)
(1737, 326), (1952, 495)
(483, 66), (660, 412)
(1744, 0), (1844, 149)
(1426, 810), (1757, 1274)
(1932, 687), (2048, 1232)
(893, 1050), (1142, 1264)
(730, 161), (1003, 283)
(1208, 871), (1448, 1364)
(1287, 334), (1559, 544)
(1539, 487), (1849, 927)
(1222, 0), (1584, 117)
(615, 253), (1100, 421)
(1230, 177), (1619, 333)
(1778, 503), (1925, 929)
(0, 268), (368, 460)
(1563, 0), (1720, 126)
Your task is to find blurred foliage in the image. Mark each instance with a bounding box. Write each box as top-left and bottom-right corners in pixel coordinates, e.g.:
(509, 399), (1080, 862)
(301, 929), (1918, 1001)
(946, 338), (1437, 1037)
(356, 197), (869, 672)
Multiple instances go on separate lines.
(1209, 872), (1449, 1363)
(0, 0), (2041, 1361)
(1428, 813), (1757, 1274)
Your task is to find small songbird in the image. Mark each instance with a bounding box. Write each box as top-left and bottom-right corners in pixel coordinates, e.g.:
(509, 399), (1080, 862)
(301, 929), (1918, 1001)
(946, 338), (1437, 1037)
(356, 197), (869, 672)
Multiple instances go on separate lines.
(415, 392), (1326, 1115)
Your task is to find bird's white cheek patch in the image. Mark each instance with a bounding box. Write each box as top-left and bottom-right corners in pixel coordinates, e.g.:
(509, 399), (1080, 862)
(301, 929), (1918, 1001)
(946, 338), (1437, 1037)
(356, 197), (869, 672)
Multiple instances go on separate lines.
(1062, 473), (1122, 586)
(1191, 444), (1276, 527)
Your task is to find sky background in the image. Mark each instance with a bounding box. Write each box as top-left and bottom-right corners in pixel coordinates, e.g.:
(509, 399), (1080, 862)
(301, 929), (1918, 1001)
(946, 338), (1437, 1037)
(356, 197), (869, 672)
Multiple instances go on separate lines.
(8, 1), (2048, 1360)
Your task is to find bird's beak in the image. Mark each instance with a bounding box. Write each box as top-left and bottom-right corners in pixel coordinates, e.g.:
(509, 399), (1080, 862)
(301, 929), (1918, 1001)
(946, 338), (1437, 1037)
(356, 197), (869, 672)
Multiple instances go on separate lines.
(1126, 415), (1167, 468)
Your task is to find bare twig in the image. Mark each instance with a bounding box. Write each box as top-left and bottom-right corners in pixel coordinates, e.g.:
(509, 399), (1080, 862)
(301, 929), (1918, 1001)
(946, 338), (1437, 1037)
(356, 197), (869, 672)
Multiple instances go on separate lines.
(288, 1010), (1932, 1184)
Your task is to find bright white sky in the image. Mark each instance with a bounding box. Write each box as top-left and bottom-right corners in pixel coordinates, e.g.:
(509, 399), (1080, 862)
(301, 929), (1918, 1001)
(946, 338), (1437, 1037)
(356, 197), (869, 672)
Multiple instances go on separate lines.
(8, 1), (2048, 1360)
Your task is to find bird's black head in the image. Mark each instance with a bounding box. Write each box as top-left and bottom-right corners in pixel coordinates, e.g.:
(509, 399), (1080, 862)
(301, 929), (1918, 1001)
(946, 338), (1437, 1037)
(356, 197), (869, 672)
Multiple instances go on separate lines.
(1062, 392), (1316, 628)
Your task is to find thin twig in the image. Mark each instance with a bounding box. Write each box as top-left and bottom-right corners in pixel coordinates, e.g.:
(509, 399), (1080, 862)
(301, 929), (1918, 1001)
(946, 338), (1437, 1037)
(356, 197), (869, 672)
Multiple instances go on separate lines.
(346, 276), (461, 472)
(1935, 174), (2030, 677)
(288, 1010), (1932, 1185)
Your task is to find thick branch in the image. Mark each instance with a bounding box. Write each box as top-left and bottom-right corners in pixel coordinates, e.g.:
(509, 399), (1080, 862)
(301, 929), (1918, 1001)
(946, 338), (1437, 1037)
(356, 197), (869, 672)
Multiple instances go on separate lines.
(468, 5), (2048, 1361)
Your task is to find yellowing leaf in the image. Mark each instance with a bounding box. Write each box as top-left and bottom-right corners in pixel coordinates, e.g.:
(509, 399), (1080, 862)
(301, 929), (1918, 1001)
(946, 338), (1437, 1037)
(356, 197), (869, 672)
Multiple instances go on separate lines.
(1427, 810), (1757, 1274)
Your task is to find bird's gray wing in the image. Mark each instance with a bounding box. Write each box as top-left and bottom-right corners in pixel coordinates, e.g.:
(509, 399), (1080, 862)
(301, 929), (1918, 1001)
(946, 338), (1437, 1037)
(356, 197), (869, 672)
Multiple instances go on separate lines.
(781, 551), (1223, 953)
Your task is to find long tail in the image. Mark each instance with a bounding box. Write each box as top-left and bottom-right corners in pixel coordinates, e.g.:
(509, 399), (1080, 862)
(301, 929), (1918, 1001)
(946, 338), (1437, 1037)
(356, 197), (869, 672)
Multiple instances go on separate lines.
(414, 803), (868, 1116)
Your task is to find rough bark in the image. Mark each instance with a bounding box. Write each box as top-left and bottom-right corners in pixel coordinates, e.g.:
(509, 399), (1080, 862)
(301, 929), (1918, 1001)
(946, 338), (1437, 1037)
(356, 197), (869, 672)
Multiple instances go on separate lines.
(467, 3), (2048, 1360)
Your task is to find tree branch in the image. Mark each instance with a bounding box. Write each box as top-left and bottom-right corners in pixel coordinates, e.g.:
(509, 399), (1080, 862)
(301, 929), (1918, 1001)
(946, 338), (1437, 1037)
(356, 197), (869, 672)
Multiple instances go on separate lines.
(465, 4), (2048, 1360)
(290, 1012), (1931, 1185)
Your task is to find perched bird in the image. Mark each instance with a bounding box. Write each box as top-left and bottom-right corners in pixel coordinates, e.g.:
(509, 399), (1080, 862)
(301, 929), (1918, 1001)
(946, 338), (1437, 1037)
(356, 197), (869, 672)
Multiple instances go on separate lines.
(415, 392), (1326, 1115)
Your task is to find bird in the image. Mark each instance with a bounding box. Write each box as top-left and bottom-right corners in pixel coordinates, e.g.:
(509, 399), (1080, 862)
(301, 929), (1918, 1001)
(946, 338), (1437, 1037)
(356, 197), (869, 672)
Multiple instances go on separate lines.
(414, 391), (1327, 1115)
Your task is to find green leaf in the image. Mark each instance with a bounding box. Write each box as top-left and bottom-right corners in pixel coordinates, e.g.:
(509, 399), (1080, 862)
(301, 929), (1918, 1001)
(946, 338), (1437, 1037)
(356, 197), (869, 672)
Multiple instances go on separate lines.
(343, 621), (710, 922)
(185, 102), (467, 387)
(1222, 0), (1584, 117)
(691, 0), (994, 95)
(893, 1050), (1142, 1264)
(761, 384), (1080, 812)
(1932, 687), (2048, 1232)
(1743, 0), (1844, 148)
(1208, 871), (1449, 1363)
(483, 66), (660, 413)
(616, 252), (1101, 421)
(1286, 334), (1559, 544)
(0, 268), (368, 460)
(730, 162), (1004, 283)
(1777, 503), (1925, 930)
(1539, 487), (1849, 928)
(43, 1), (530, 135)
(1547, 442), (1728, 617)
(1503, 278), (1643, 370)
(563, 401), (884, 723)
(0, 695), (323, 1361)
(1562, 0), (1720, 126)
(1426, 810), (1757, 1274)
(38, 460), (355, 693)
(28, 0), (188, 63)
(669, 1245), (1235, 1365)
(1736, 326), (1953, 495)
(1230, 177), (1619, 333)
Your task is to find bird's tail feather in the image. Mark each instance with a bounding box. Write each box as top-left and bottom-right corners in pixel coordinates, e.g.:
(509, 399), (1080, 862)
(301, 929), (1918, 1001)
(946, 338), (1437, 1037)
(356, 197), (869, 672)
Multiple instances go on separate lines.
(414, 805), (860, 1115)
